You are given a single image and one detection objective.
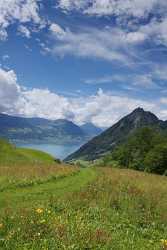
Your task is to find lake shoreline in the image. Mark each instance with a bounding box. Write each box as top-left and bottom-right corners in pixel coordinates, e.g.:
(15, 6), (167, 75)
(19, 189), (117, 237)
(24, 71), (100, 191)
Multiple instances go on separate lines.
(15, 143), (83, 160)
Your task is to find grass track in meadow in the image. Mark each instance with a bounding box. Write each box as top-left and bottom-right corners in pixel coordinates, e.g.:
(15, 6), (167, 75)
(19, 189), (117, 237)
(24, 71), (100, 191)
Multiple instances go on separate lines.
(0, 167), (167, 250)
(0, 168), (97, 211)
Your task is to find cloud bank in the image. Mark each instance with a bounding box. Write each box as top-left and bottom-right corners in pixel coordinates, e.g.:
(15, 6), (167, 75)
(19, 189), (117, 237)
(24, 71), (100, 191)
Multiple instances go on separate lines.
(0, 67), (167, 127)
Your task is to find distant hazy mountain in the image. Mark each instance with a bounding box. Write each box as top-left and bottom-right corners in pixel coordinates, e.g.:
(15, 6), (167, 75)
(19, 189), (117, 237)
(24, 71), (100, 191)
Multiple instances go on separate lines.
(65, 108), (167, 161)
(0, 113), (87, 144)
(80, 123), (102, 137)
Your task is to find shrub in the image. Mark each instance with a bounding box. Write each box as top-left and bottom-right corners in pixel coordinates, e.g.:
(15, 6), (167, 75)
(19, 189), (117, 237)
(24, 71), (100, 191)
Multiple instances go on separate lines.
(144, 143), (167, 175)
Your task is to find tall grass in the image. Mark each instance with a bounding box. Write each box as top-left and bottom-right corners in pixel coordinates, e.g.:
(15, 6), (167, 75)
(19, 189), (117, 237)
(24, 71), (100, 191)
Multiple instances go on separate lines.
(0, 167), (166, 249)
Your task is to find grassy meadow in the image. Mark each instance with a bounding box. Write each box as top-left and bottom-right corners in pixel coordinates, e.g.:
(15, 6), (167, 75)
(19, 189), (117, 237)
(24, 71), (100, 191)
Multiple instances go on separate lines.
(0, 161), (166, 249)
(0, 139), (167, 249)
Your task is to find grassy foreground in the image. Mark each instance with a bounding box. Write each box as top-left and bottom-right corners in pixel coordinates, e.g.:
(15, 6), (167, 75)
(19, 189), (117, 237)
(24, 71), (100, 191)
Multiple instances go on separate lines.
(0, 165), (166, 250)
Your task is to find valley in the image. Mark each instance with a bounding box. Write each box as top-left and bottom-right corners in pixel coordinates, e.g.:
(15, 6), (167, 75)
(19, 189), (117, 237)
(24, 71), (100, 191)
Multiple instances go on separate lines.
(0, 109), (167, 249)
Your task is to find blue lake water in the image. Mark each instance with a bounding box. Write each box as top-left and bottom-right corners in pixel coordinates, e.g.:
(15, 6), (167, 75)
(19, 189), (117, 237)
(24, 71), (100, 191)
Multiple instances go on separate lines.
(16, 143), (82, 160)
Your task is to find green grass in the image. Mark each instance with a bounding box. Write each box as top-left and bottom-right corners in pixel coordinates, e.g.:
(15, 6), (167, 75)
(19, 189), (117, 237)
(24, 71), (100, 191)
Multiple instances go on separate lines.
(0, 140), (166, 250)
(0, 168), (97, 212)
(0, 139), (56, 166)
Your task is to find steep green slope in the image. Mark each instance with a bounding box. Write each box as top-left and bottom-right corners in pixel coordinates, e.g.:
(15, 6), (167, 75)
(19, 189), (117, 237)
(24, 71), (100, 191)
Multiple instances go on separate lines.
(65, 108), (166, 161)
(0, 139), (56, 166)
(101, 127), (167, 175)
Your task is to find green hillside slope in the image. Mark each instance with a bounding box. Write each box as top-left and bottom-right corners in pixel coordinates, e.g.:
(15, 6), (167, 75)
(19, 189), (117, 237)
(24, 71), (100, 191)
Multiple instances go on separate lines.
(0, 139), (56, 166)
(65, 108), (167, 162)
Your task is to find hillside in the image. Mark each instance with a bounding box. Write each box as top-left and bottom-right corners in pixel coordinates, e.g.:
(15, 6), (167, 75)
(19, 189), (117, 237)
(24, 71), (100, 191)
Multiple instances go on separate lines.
(0, 113), (87, 144)
(65, 108), (166, 161)
(0, 139), (56, 166)
(0, 137), (166, 249)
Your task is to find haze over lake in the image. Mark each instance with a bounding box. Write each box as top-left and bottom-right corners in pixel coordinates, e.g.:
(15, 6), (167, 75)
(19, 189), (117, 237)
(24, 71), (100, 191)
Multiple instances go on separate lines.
(16, 143), (82, 160)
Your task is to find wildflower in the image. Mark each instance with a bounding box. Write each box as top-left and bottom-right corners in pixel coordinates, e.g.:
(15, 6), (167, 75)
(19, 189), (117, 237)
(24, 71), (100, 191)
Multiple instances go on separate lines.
(161, 239), (167, 249)
(161, 239), (167, 244)
(40, 219), (46, 224)
(0, 223), (3, 229)
(36, 208), (43, 214)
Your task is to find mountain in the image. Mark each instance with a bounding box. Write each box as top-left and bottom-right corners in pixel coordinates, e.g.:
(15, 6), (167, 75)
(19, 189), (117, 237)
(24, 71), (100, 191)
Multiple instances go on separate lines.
(0, 113), (86, 144)
(80, 123), (103, 137)
(65, 107), (166, 161)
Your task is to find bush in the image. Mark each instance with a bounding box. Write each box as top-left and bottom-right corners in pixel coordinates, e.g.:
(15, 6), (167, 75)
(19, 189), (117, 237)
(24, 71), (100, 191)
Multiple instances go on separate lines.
(144, 143), (167, 175)
(111, 127), (167, 175)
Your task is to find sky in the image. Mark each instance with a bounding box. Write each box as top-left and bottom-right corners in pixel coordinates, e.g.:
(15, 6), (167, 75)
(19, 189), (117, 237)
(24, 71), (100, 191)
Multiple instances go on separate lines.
(1, 0), (167, 127)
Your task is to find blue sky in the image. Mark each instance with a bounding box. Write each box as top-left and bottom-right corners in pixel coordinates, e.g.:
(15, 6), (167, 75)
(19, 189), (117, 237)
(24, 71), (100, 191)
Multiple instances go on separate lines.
(1, 0), (167, 127)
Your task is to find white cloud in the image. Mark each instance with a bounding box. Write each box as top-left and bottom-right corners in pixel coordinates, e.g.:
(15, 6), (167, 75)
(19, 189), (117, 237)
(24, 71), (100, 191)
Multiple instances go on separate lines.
(69, 88), (159, 127)
(85, 73), (160, 90)
(20, 88), (71, 120)
(125, 31), (147, 44)
(57, 0), (167, 52)
(0, 68), (21, 113)
(85, 0), (159, 18)
(0, 0), (43, 40)
(1, 67), (166, 127)
(48, 19), (167, 66)
(49, 24), (150, 64)
(132, 74), (158, 89)
(0, 29), (8, 41)
(49, 23), (66, 39)
(18, 25), (31, 38)
(58, 0), (88, 11)
(58, 0), (165, 19)
(85, 75), (124, 85)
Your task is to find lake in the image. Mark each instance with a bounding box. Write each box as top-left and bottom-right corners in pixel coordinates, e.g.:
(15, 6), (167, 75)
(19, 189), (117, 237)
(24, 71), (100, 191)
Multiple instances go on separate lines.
(16, 143), (82, 160)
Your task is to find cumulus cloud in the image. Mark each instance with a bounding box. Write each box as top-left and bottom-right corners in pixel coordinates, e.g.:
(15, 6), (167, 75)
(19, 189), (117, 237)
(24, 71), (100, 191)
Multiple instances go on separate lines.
(20, 88), (71, 119)
(18, 25), (31, 38)
(66, 88), (162, 127)
(0, 68), (21, 113)
(49, 23), (66, 38)
(58, 0), (88, 11)
(1, 67), (167, 127)
(0, 0), (43, 40)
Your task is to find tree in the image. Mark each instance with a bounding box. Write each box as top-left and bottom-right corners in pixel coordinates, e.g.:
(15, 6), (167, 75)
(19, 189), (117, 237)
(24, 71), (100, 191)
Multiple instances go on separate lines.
(111, 127), (167, 173)
(144, 143), (167, 175)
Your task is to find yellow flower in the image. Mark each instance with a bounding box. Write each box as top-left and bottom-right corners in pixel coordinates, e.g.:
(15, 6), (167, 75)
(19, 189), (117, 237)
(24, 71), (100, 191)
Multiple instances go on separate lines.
(0, 223), (3, 229)
(40, 219), (46, 224)
(161, 239), (167, 246)
(36, 208), (43, 214)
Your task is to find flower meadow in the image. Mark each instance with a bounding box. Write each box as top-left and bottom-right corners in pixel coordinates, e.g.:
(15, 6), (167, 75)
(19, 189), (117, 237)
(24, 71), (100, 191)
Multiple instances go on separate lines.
(0, 167), (166, 249)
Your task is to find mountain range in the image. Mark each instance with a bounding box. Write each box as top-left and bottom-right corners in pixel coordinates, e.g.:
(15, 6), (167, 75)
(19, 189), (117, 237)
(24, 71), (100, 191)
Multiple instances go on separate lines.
(80, 123), (103, 137)
(65, 107), (167, 161)
(0, 113), (102, 144)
